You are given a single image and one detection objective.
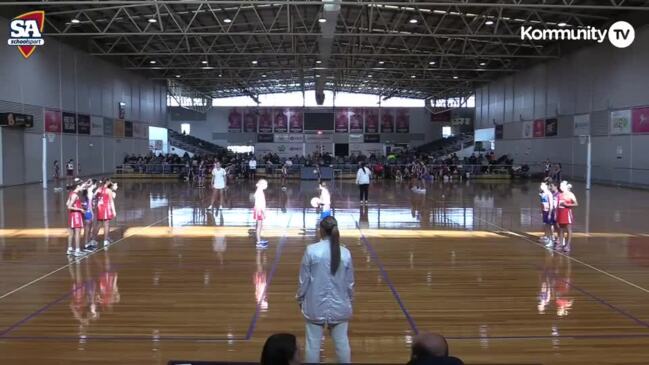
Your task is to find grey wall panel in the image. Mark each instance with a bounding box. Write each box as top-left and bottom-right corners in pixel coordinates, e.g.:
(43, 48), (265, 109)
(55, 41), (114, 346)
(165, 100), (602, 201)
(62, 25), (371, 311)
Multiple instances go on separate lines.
(590, 110), (609, 136)
(503, 122), (521, 140)
(3, 128), (25, 185)
(557, 116), (573, 138)
(504, 76), (515, 123)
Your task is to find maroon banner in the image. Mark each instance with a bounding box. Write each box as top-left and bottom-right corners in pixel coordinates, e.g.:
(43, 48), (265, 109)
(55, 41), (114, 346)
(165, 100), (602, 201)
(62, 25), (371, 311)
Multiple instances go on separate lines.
(381, 108), (394, 133)
(364, 108), (379, 133)
(243, 108), (258, 133)
(349, 108), (364, 133)
(632, 106), (649, 133)
(335, 108), (349, 133)
(289, 108), (303, 133)
(44, 109), (61, 133)
(228, 108), (242, 132)
(274, 108), (289, 133)
(430, 108), (451, 123)
(77, 114), (90, 135)
(395, 109), (410, 133)
(533, 119), (545, 137)
(258, 108), (273, 133)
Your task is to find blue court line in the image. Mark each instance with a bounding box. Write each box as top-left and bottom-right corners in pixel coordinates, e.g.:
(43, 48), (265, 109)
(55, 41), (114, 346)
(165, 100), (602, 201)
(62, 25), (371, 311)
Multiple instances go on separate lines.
(353, 218), (419, 335)
(538, 264), (649, 330)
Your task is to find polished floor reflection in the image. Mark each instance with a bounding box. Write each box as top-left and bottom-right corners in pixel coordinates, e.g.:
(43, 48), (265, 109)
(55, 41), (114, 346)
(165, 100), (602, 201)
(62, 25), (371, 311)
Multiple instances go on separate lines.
(1, 179), (649, 364)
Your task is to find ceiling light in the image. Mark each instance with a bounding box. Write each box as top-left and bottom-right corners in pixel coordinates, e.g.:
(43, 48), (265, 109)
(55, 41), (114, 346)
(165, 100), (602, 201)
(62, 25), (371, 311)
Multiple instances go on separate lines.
(149, 60), (156, 64)
(409, 18), (418, 24)
(175, 75), (181, 78)
(201, 60), (208, 64)
(262, 74), (267, 78)
(316, 60), (322, 64)
(429, 61), (436, 65)
(251, 60), (258, 65)
(558, 22), (568, 27)
(453, 76), (459, 79)
(223, 18), (232, 23)
(218, 74), (222, 77)
(318, 18), (327, 23)
(316, 74), (321, 78)
(368, 74), (373, 78)
(410, 75), (416, 79)
(148, 18), (157, 23)
(479, 62), (486, 66)
(485, 20), (494, 25)
(378, 61), (385, 65)
(71, 18), (80, 24)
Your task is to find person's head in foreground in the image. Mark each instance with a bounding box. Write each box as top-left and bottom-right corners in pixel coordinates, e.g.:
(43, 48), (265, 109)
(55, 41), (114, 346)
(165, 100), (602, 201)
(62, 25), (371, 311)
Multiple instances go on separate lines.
(260, 333), (300, 365)
(257, 179), (268, 190)
(408, 332), (464, 365)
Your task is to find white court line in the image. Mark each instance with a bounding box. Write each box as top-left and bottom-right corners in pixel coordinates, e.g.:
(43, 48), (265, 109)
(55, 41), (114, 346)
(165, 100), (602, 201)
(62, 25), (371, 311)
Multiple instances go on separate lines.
(0, 215), (169, 302)
(473, 216), (649, 296)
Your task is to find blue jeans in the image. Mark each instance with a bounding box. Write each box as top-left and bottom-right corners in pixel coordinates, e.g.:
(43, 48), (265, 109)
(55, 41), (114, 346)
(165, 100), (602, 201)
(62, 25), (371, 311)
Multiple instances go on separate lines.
(305, 321), (350, 364)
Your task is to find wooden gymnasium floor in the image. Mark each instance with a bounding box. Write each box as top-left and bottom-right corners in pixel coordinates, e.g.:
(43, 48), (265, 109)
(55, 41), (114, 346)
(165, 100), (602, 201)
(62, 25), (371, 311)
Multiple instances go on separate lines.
(1, 179), (649, 365)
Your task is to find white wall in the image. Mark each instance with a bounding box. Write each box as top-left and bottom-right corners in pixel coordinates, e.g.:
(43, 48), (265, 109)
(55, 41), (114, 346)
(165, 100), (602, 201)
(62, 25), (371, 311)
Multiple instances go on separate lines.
(169, 107), (442, 154)
(474, 24), (649, 186)
(0, 17), (166, 185)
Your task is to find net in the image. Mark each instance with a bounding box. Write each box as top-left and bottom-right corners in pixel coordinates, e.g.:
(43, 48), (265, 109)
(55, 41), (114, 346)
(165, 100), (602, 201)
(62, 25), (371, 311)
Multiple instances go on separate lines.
(46, 133), (56, 143)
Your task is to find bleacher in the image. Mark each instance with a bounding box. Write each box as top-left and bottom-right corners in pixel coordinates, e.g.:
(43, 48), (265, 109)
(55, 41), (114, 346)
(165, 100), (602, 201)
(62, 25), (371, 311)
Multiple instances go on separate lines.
(416, 134), (474, 157)
(168, 128), (227, 155)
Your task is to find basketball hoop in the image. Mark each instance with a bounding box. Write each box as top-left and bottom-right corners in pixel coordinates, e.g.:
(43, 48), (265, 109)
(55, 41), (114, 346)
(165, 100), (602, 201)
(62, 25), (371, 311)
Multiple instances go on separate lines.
(579, 135), (588, 145)
(46, 132), (56, 143)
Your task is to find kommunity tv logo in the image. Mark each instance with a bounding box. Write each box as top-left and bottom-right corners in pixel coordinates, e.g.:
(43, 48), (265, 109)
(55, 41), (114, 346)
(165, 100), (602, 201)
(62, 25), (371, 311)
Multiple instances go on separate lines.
(521, 21), (635, 48)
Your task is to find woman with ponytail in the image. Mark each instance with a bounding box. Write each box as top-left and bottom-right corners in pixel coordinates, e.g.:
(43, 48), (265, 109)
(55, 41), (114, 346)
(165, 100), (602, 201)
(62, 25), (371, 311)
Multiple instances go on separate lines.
(297, 216), (355, 363)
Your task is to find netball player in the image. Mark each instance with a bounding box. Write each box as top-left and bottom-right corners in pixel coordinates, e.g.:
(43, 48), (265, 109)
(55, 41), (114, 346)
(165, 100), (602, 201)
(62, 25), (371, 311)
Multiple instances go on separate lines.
(318, 181), (332, 220)
(81, 180), (98, 251)
(254, 179), (269, 249)
(66, 159), (75, 184)
(66, 180), (86, 257)
(97, 179), (116, 247)
(539, 181), (555, 247)
(207, 160), (227, 210)
(197, 160), (206, 188)
(556, 181), (578, 252)
(281, 162), (288, 190)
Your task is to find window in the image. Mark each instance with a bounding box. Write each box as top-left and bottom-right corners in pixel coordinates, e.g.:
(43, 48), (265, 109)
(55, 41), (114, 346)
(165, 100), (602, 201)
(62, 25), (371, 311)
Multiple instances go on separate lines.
(442, 126), (453, 138)
(227, 145), (254, 154)
(180, 123), (190, 135)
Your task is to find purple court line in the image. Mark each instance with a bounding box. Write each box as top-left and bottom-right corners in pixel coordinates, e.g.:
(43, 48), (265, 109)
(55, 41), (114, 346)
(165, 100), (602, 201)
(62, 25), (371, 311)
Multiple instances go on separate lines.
(0, 280), (87, 337)
(245, 214), (293, 340)
(354, 220), (419, 335)
(538, 265), (649, 330)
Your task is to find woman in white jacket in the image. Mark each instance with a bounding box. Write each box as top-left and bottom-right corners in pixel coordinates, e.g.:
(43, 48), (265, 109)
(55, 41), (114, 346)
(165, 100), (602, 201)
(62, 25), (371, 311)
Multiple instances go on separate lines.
(355, 162), (372, 205)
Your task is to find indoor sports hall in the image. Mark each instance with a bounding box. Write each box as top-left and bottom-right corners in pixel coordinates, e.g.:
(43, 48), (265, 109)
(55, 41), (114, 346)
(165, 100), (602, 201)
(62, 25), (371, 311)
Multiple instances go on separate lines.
(1, 2), (649, 365)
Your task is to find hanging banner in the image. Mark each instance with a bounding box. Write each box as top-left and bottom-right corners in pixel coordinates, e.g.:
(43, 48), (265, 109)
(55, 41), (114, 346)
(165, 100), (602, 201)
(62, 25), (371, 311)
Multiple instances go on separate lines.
(103, 118), (114, 137)
(545, 118), (558, 137)
(335, 108), (349, 133)
(289, 108), (303, 133)
(522, 121), (533, 138)
(62, 112), (77, 134)
(573, 114), (590, 136)
(228, 108), (242, 132)
(533, 119), (545, 137)
(430, 108), (451, 123)
(90, 116), (103, 136)
(381, 108), (394, 133)
(395, 109), (410, 133)
(44, 109), (62, 133)
(495, 124), (504, 140)
(364, 108), (379, 133)
(243, 108), (258, 133)
(610, 109), (631, 135)
(631, 107), (649, 133)
(274, 108), (289, 133)
(349, 108), (364, 133)
(258, 108), (273, 133)
(77, 114), (90, 135)
(113, 119), (125, 137)
(124, 121), (133, 137)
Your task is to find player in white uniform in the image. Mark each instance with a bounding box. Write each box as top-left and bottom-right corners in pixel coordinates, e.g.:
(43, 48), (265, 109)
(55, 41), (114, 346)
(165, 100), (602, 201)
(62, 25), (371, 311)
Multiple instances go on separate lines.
(207, 161), (227, 210)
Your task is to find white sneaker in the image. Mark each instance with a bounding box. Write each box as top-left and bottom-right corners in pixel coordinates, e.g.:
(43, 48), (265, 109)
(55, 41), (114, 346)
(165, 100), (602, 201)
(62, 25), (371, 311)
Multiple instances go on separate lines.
(544, 238), (554, 247)
(73, 249), (85, 257)
(66, 247), (74, 255)
(104, 240), (112, 247)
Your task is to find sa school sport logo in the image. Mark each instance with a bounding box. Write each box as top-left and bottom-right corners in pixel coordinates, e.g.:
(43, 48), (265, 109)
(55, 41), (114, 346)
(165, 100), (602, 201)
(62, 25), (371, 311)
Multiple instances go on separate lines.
(8, 11), (45, 59)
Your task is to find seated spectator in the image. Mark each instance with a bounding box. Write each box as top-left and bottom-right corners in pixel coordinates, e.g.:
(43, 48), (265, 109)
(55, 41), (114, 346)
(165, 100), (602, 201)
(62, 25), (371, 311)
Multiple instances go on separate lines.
(260, 333), (301, 365)
(407, 333), (463, 365)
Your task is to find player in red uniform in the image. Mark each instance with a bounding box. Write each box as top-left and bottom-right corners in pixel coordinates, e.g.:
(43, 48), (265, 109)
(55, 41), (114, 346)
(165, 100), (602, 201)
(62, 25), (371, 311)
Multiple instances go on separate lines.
(96, 179), (116, 247)
(66, 180), (86, 257)
(556, 181), (578, 252)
